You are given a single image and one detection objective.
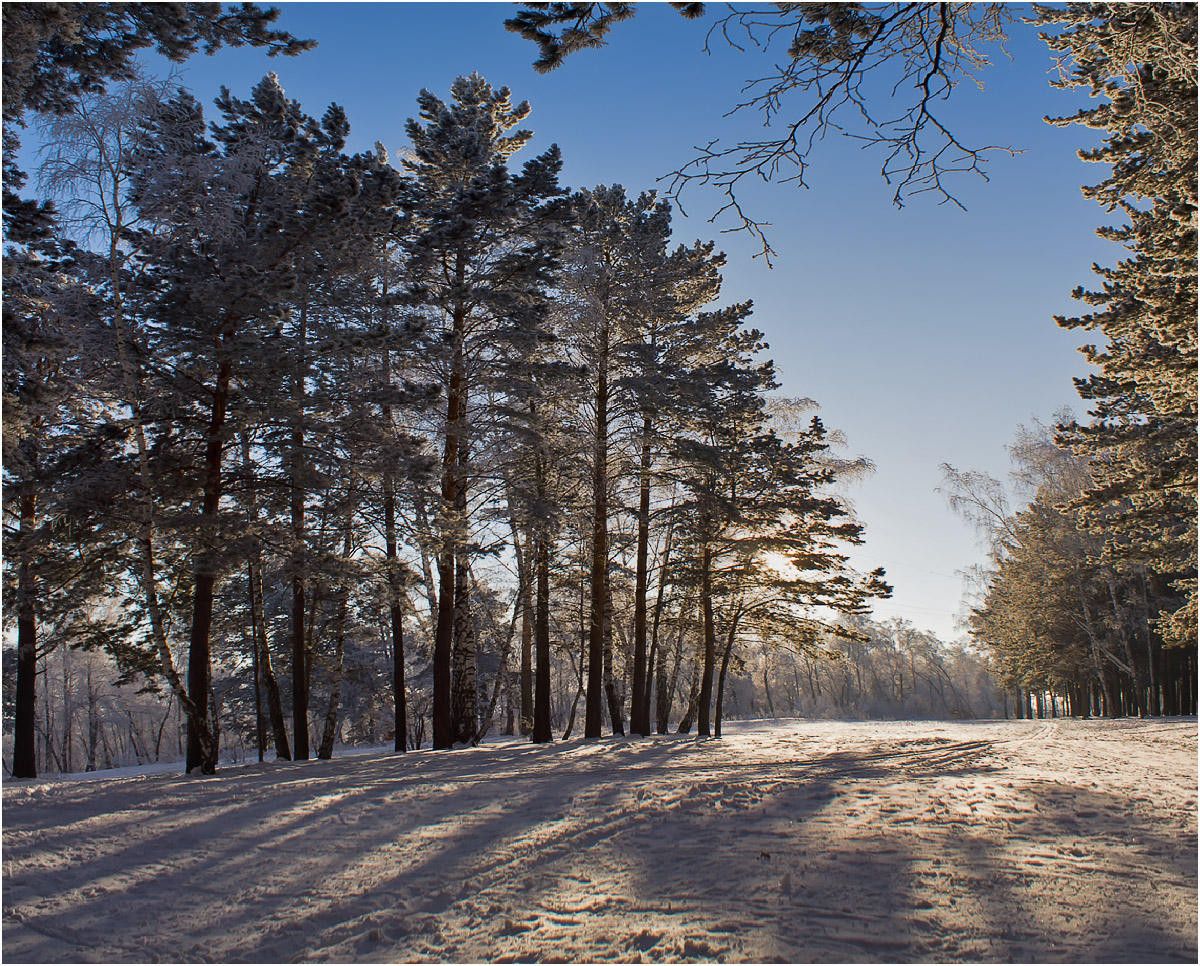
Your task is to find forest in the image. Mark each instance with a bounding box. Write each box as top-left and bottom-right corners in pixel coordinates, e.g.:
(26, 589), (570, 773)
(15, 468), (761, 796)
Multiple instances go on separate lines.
(3, 2), (1196, 783)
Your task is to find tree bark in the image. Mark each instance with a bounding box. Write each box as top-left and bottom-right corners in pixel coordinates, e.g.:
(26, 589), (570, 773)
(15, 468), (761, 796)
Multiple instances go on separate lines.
(289, 296), (310, 762)
(452, 555), (477, 744)
(696, 520), (716, 737)
(677, 657), (701, 734)
(519, 530), (534, 736)
(585, 310), (609, 740)
(250, 570), (265, 763)
(250, 559), (290, 759)
(317, 602), (346, 760)
(661, 627), (684, 733)
(186, 350), (233, 774)
(603, 584), (624, 734)
(318, 491), (355, 760)
(714, 625), (736, 739)
(533, 533), (554, 743)
(434, 256), (467, 750)
(630, 415), (653, 735)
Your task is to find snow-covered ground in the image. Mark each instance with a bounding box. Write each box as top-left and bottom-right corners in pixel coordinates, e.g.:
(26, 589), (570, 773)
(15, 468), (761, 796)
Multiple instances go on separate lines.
(3, 718), (1196, 963)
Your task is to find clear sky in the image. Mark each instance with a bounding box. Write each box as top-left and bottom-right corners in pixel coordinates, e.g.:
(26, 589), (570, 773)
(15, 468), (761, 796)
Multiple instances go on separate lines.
(106, 2), (1116, 640)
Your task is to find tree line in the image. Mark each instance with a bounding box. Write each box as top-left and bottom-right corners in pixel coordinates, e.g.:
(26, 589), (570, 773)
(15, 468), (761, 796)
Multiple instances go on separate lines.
(504, 5), (1197, 693)
(3, 6), (890, 778)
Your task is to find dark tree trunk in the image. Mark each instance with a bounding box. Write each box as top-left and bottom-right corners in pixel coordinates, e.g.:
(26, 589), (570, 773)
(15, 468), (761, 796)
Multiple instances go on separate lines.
(186, 352), (233, 775)
(662, 628), (685, 733)
(677, 659), (701, 734)
(318, 500), (354, 760)
(241, 434), (287, 761)
(643, 633), (657, 732)
(290, 578), (308, 760)
(713, 622), (736, 739)
(762, 660), (775, 717)
(434, 550), (455, 748)
(380, 282), (409, 755)
(603, 586), (624, 735)
(13, 485), (38, 779)
(651, 534), (675, 734)
(533, 534), (553, 743)
(250, 560), (291, 759)
(289, 298), (310, 762)
(630, 415), (653, 735)
(434, 272), (466, 750)
(585, 311), (609, 740)
(452, 554), (477, 743)
(520, 534), (533, 736)
(317, 601), (346, 760)
(696, 530), (716, 737)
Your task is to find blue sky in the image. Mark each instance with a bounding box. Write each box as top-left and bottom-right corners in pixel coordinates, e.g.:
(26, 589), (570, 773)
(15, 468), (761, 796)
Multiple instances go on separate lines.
(99, 2), (1115, 640)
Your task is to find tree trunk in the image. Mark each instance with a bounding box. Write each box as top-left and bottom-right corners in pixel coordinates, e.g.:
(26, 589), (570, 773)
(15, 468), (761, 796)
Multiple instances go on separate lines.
(289, 297), (310, 762)
(651, 528), (676, 734)
(434, 550), (455, 748)
(533, 534), (553, 743)
(762, 659), (775, 717)
(380, 271), (410, 754)
(186, 350), (234, 775)
(696, 526), (716, 737)
(109, 244), (215, 774)
(677, 658), (701, 734)
(317, 612), (345, 760)
(452, 555), (478, 744)
(603, 585), (624, 735)
(630, 415), (653, 735)
(251, 560), (291, 759)
(662, 628), (685, 733)
(520, 532), (534, 736)
(713, 621), (737, 738)
(318, 497), (354, 760)
(434, 264), (466, 750)
(585, 309), (609, 740)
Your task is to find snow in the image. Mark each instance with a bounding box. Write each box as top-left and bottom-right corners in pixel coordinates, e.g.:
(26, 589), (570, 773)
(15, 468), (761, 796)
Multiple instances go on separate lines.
(4, 718), (1196, 963)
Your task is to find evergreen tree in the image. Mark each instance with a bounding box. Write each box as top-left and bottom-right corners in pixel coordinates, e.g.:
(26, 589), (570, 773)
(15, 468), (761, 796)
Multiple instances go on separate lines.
(1036, 3), (1197, 650)
(3, 3), (310, 246)
(560, 186), (672, 738)
(402, 73), (568, 748)
(125, 75), (395, 772)
(616, 225), (724, 736)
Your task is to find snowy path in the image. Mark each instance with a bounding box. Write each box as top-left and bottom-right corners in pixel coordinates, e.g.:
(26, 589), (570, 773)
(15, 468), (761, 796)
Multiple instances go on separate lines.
(3, 718), (1196, 963)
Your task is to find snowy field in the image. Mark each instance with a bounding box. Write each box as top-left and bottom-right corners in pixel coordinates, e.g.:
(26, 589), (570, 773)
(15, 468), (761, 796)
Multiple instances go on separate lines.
(3, 718), (1196, 963)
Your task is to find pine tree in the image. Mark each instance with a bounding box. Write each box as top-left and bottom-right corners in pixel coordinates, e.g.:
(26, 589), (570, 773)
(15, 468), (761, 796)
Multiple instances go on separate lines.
(1, 234), (124, 778)
(616, 224), (725, 736)
(402, 73), (568, 748)
(1037, 2), (1197, 649)
(560, 186), (671, 738)
(3, 3), (311, 253)
(125, 75), (393, 772)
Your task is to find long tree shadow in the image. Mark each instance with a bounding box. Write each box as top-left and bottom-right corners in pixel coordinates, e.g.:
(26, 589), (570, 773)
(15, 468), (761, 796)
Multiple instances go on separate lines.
(3, 729), (1196, 963)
